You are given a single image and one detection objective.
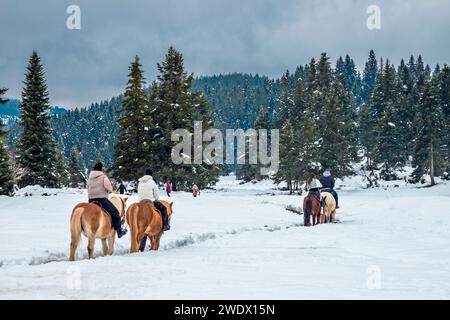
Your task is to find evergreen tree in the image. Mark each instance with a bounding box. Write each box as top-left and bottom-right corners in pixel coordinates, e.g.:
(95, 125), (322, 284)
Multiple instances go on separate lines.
(0, 87), (14, 195)
(276, 71), (294, 127)
(361, 50), (378, 103)
(54, 145), (69, 187)
(152, 47), (222, 190)
(411, 82), (446, 185)
(273, 120), (298, 193)
(17, 51), (58, 188)
(68, 147), (86, 188)
(374, 102), (405, 179)
(113, 55), (152, 182)
(318, 81), (354, 177)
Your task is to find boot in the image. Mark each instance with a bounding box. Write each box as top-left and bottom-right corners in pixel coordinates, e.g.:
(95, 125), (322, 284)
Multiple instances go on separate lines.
(139, 237), (147, 252)
(116, 228), (127, 238)
(163, 216), (170, 231)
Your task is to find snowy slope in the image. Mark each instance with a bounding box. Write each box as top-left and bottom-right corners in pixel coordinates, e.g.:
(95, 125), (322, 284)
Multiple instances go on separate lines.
(0, 176), (450, 299)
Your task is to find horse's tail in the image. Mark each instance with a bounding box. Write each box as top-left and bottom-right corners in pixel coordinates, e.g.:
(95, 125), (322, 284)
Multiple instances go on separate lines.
(127, 204), (140, 253)
(69, 206), (84, 261)
(305, 199), (312, 216)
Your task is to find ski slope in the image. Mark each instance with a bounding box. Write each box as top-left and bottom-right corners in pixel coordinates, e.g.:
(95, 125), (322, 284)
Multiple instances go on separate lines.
(0, 176), (450, 299)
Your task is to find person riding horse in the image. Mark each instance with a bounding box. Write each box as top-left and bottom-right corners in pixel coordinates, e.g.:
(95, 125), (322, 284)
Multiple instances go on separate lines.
(138, 168), (170, 231)
(319, 168), (339, 208)
(87, 162), (127, 238)
(306, 173), (323, 204)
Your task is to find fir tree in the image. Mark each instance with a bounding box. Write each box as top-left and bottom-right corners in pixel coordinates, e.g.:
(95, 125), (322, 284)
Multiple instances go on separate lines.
(273, 120), (298, 193)
(276, 71), (294, 127)
(113, 55), (152, 182)
(68, 147), (86, 188)
(411, 82), (446, 185)
(0, 87), (15, 195)
(17, 51), (58, 188)
(319, 81), (354, 177)
(152, 47), (221, 190)
(374, 102), (405, 179)
(361, 50), (378, 103)
(54, 145), (69, 187)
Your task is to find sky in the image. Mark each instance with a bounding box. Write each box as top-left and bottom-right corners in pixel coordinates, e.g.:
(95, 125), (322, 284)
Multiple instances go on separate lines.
(0, 0), (449, 109)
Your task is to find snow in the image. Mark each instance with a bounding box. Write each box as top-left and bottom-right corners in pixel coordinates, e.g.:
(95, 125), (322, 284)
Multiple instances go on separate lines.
(0, 176), (450, 299)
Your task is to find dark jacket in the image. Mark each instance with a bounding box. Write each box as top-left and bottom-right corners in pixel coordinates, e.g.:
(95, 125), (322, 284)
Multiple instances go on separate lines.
(320, 174), (335, 189)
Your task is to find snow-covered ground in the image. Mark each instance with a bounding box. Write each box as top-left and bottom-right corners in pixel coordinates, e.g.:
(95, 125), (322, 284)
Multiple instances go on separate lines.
(1, 176), (450, 299)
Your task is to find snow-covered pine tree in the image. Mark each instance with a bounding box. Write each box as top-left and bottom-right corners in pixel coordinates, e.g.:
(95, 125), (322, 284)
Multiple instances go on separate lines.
(113, 55), (152, 182)
(68, 147), (86, 188)
(0, 87), (15, 195)
(437, 65), (450, 170)
(151, 47), (221, 190)
(296, 108), (319, 183)
(411, 80), (446, 185)
(361, 50), (378, 104)
(275, 71), (294, 128)
(318, 81), (354, 177)
(273, 120), (298, 194)
(374, 102), (405, 179)
(17, 51), (58, 188)
(54, 144), (69, 187)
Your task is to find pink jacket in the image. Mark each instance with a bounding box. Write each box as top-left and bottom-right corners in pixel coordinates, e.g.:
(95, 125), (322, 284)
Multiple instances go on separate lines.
(87, 171), (113, 199)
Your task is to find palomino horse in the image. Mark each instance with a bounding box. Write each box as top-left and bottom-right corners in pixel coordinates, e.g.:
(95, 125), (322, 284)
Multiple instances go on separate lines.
(126, 200), (173, 253)
(69, 195), (128, 261)
(303, 194), (322, 226)
(320, 191), (337, 224)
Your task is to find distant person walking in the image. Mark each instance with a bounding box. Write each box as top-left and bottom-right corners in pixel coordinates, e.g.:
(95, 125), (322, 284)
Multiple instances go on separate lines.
(117, 181), (127, 195)
(192, 184), (200, 197)
(165, 179), (172, 197)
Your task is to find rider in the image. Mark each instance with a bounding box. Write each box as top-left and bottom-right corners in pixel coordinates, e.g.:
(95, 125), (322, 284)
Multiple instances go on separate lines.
(138, 168), (170, 231)
(306, 173), (323, 203)
(87, 162), (127, 238)
(319, 168), (339, 208)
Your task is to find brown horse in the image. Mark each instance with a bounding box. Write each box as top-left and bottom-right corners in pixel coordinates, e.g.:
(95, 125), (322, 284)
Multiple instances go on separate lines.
(126, 200), (173, 253)
(321, 191), (337, 223)
(69, 195), (127, 261)
(303, 194), (322, 226)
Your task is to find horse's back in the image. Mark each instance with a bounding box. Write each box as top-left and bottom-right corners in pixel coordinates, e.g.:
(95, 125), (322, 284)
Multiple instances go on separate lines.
(321, 192), (336, 209)
(72, 202), (111, 237)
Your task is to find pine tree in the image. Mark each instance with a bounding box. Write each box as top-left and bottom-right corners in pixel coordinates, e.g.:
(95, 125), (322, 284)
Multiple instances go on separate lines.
(411, 81), (446, 185)
(318, 81), (354, 177)
(296, 108), (319, 182)
(361, 50), (378, 103)
(374, 102), (405, 179)
(113, 55), (152, 182)
(68, 147), (86, 188)
(17, 51), (58, 188)
(151, 47), (221, 190)
(0, 87), (15, 195)
(273, 120), (298, 193)
(54, 145), (69, 187)
(276, 71), (294, 127)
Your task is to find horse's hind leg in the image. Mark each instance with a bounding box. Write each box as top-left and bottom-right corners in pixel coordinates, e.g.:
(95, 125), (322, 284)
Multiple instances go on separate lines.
(154, 232), (163, 250)
(332, 210), (336, 223)
(107, 236), (115, 255)
(101, 239), (108, 256)
(87, 235), (95, 259)
(69, 232), (80, 261)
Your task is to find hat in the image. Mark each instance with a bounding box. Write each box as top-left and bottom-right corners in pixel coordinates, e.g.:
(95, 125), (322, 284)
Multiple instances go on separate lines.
(93, 162), (103, 171)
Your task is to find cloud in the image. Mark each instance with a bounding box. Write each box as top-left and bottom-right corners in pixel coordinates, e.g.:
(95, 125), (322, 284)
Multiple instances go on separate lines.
(0, 0), (449, 109)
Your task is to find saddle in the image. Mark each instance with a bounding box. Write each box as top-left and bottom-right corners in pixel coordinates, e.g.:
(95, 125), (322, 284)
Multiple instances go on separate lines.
(91, 201), (113, 224)
(140, 199), (163, 216)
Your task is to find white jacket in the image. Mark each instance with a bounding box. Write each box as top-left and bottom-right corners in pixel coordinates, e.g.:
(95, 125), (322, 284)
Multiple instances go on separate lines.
(138, 175), (160, 202)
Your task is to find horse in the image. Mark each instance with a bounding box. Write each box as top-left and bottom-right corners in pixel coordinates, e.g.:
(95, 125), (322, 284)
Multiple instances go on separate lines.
(303, 194), (322, 226)
(126, 200), (173, 253)
(69, 195), (128, 261)
(320, 191), (337, 223)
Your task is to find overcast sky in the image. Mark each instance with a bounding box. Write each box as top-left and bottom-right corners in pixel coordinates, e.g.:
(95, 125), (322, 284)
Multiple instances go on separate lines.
(0, 0), (449, 109)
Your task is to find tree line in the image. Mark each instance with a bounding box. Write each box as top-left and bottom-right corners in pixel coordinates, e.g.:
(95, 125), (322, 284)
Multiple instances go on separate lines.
(1, 49), (449, 195)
